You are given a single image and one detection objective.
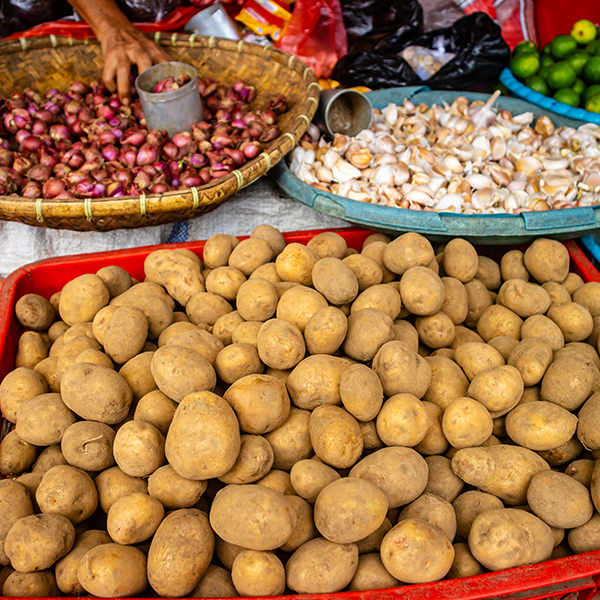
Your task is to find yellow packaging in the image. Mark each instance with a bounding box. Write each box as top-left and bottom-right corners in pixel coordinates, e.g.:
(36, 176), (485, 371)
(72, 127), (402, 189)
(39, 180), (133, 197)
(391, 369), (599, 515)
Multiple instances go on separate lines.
(235, 0), (292, 42)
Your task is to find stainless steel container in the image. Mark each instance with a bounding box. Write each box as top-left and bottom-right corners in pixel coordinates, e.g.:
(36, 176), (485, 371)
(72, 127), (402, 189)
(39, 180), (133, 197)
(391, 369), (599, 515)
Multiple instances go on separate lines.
(184, 2), (240, 40)
(313, 88), (373, 138)
(135, 62), (203, 138)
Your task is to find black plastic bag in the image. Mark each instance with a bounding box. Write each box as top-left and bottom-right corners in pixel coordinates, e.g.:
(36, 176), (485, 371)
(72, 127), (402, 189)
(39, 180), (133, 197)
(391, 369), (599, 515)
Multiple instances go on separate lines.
(333, 13), (510, 91)
(115, 0), (183, 22)
(1, 0), (71, 28)
(340, 0), (423, 54)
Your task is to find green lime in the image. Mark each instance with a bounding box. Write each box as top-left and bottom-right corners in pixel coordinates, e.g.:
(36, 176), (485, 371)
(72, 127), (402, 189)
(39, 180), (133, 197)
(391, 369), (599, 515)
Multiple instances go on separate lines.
(585, 93), (600, 113)
(493, 81), (511, 96)
(510, 53), (540, 80)
(525, 75), (550, 95)
(553, 87), (580, 106)
(541, 55), (555, 67)
(542, 44), (553, 56)
(587, 39), (600, 56)
(567, 49), (590, 74)
(546, 61), (577, 89)
(583, 56), (600, 83)
(572, 77), (586, 95)
(571, 19), (598, 44)
(513, 40), (538, 56)
(584, 83), (600, 103)
(550, 34), (578, 59)
(539, 65), (551, 79)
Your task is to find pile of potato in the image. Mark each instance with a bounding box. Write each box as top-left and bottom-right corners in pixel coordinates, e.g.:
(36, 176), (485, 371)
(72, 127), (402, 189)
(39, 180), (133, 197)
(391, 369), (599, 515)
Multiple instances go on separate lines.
(2, 226), (600, 598)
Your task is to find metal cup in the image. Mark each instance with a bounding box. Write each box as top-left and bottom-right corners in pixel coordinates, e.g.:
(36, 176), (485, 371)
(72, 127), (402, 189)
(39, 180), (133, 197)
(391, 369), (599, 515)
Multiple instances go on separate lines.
(135, 62), (203, 138)
(184, 2), (240, 40)
(313, 89), (373, 138)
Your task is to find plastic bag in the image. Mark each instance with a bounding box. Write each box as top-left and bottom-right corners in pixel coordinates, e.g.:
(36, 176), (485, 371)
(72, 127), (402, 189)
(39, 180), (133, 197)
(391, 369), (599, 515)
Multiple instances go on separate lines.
(332, 13), (510, 91)
(115, 0), (183, 22)
(340, 0), (423, 54)
(1, 0), (71, 27)
(274, 0), (348, 79)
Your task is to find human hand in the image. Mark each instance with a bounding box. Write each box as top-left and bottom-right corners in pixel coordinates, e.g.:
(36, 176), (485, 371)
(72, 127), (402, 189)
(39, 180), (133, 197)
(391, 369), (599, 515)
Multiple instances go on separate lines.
(98, 24), (171, 104)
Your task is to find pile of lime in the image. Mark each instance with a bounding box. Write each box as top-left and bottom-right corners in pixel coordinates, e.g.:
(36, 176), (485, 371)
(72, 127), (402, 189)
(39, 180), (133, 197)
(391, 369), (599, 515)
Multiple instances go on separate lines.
(509, 19), (600, 114)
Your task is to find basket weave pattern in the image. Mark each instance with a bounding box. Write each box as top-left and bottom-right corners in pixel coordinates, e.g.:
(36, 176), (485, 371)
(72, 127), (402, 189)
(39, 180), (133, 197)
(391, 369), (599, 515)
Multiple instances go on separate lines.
(0, 34), (319, 231)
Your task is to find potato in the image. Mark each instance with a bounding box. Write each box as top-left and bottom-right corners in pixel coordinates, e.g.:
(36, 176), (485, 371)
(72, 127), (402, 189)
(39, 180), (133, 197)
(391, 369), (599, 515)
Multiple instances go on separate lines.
(94, 466), (148, 513)
(102, 306), (148, 364)
(264, 407), (312, 471)
(32, 444), (68, 473)
(218, 434), (274, 485)
(111, 290), (173, 340)
(16, 392), (76, 446)
(310, 258), (359, 305)
(524, 238), (569, 284)
(210, 484), (296, 551)
(106, 492), (164, 545)
(542, 281), (572, 305)
(233, 279), (277, 323)
(473, 255), (501, 290)
(0, 480), (35, 566)
(438, 277), (469, 326)
(520, 315), (564, 353)
(2, 570), (59, 596)
(451, 444), (549, 505)
(376, 393), (430, 447)
(224, 374), (290, 434)
(204, 234), (238, 269)
(286, 538), (359, 594)
(230, 321), (261, 348)
(505, 338), (553, 389)
(442, 397), (493, 449)
(462, 279), (493, 329)
(190, 564), (237, 598)
(158, 321), (197, 347)
(77, 543), (147, 597)
(61, 421), (115, 471)
(419, 356), (468, 412)
(63, 322), (96, 345)
(399, 492), (456, 543)
(231, 550), (285, 597)
(276, 243), (318, 285)
(498, 279), (552, 318)
(343, 254), (383, 292)
(227, 238), (272, 276)
(5, 513), (75, 572)
(477, 305), (523, 342)
(146, 464), (207, 509)
(577, 392), (600, 450)
(424, 455), (464, 503)
(467, 365), (524, 416)
(257, 318), (305, 370)
(454, 342), (505, 380)
(450, 325), (485, 349)
(527, 470), (593, 529)
(338, 364), (383, 422)
(133, 390), (177, 436)
(307, 231), (347, 259)
(112, 420), (165, 478)
(59, 274), (109, 326)
(277, 286), (328, 333)
(55, 335), (101, 383)
(453, 490), (504, 540)
(15, 293), (55, 331)
(505, 400), (577, 452)
(290, 459), (341, 503)
(205, 266), (246, 302)
(314, 477), (388, 544)
(214, 342), (264, 384)
(75, 348), (113, 370)
(348, 552), (398, 591)
(55, 530), (112, 595)
(91, 305), (118, 346)
(540, 355), (593, 411)
(381, 518), (454, 583)
(310, 405), (363, 469)
(415, 312), (456, 349)
(548, 302), (594, 342)
(96, 265), (132, 298)
(304, 307), (347, 356)
(468, 508), (554, 571)
(383, 232), (434, 275)
(151, 344), (216, 402)
(351, 284), (402, 321)
(442, 239), (478, 283)
(248, 224), (284, 257)
(350, 446), (428, 509)
(568, 513), (600, 555)
(448, 543), (484, 579)
(14, 331), (48, 370)
(343, 308), (393, 362)
(537, 435), (583, 467)
(186, 291), (233, 327)
(280, 495), (316, 553)
(0, 431), (37, 476)
(486, 336), (519, 362)
(400, 267), (445, 316)
(36, 465), (98, 524)
(362, 241), (395, 283)
(165, 391), (241, 480)
(166, 328), (224, 366)
(372, 340), (432, 398)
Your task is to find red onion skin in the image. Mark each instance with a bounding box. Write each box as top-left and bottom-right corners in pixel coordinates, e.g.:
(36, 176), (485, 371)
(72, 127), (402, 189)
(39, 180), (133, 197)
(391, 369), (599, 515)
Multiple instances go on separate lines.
(137, 143), (159, 166)
(53, 191), (76, 199)
(146, 129), (168, 145)
(53, 163), (72, 178)
(106, 181), (125, 197)
(49, 124), (70, 142)
(150, 183), (169, 194)
(66, 170), (90, 186)
(19, 136), (43, 153)
(0, 147), (13, 167)
(12, 155), (32, 175)
(210, 168), (232, 179)
(241, 141), (261, 159)
(189, 153), (208, 168)
(27, 164), (52, 183)
(42, 178), (67, 198)
(31, 120), (48, 136)
(223, 148), (245, 167)
(120, 146), (137, 168)
(15, 129), (32, 144)
(98, 130), (118, 146)
(115, 168), (133, 186)
(162, 142), (179, 160)
(39, 146), (59, 168)
(202, 82), (218, 97)
(121, 128), (146, 146)
(33, 110), (55, 124)
(91, 169), (108, 182)
(22, 181), (42, 199)
(4, 113), (17, 135)
(134, 170), (152, 189)
(102, 145), (119, 162)
(210, 135), (234, 150)
(180, 170), (203, 187)
(260, 110), (276, 126)
(69, 81), (90, 95)
(259, 125), (280, 143)
(172, 132), (193, 149)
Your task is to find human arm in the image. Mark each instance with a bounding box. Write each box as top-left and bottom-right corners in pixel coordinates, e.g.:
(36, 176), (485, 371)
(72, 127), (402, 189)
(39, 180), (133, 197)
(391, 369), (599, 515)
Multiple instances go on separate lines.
(66, 0), (171, 104)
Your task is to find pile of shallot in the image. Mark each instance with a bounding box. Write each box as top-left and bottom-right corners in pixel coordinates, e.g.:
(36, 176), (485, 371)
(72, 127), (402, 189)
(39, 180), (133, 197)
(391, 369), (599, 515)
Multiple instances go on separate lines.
(0, 77), (288, 200)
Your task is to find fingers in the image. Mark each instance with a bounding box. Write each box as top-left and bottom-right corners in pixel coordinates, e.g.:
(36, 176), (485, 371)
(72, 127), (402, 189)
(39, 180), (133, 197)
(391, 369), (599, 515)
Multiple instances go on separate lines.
(116, 60), (132, 105)
(102, 53), (118, 94)
(134, 49), (153, 75)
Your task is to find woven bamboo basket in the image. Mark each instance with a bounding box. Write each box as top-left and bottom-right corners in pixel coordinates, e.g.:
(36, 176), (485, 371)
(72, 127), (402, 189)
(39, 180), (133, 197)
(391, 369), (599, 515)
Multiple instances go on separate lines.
(0, 34), (319, 231)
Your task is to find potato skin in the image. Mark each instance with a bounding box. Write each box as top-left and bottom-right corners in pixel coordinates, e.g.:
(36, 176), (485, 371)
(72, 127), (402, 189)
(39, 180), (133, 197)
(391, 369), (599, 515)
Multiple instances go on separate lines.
(290, 459), (341, 504)
(15, 294), (55, 331)
(498, 280), (551, 318)
(107, 493), (164, 545)
(210, 484), (297, 551)
(0, 431), (37, 477)
(232, 550), (286, 597)
(348, 553), (398, 591)
(59, 274), (109, 326)
(468, 508), (554, 571)
(165, 391), (241, 480)
(453, 490), (505, 540)
(523, 238), (570, 284)
(147, 508), (215, 598)
(0, 480), (35, 566)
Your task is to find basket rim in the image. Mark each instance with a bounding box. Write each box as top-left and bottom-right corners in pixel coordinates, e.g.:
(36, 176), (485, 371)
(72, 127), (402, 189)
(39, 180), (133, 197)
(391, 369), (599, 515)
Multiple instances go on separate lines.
(0, 33), (320, 225)
(500, 68), (600, 125)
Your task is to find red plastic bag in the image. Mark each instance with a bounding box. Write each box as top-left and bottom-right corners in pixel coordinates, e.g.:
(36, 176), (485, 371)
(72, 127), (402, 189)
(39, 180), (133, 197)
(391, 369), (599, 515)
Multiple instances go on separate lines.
(275, 0), (348, 79)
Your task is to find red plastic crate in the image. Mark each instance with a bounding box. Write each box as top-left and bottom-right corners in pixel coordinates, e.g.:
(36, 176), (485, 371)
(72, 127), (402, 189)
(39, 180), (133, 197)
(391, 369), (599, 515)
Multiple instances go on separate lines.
(1, 227), (600, 600)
